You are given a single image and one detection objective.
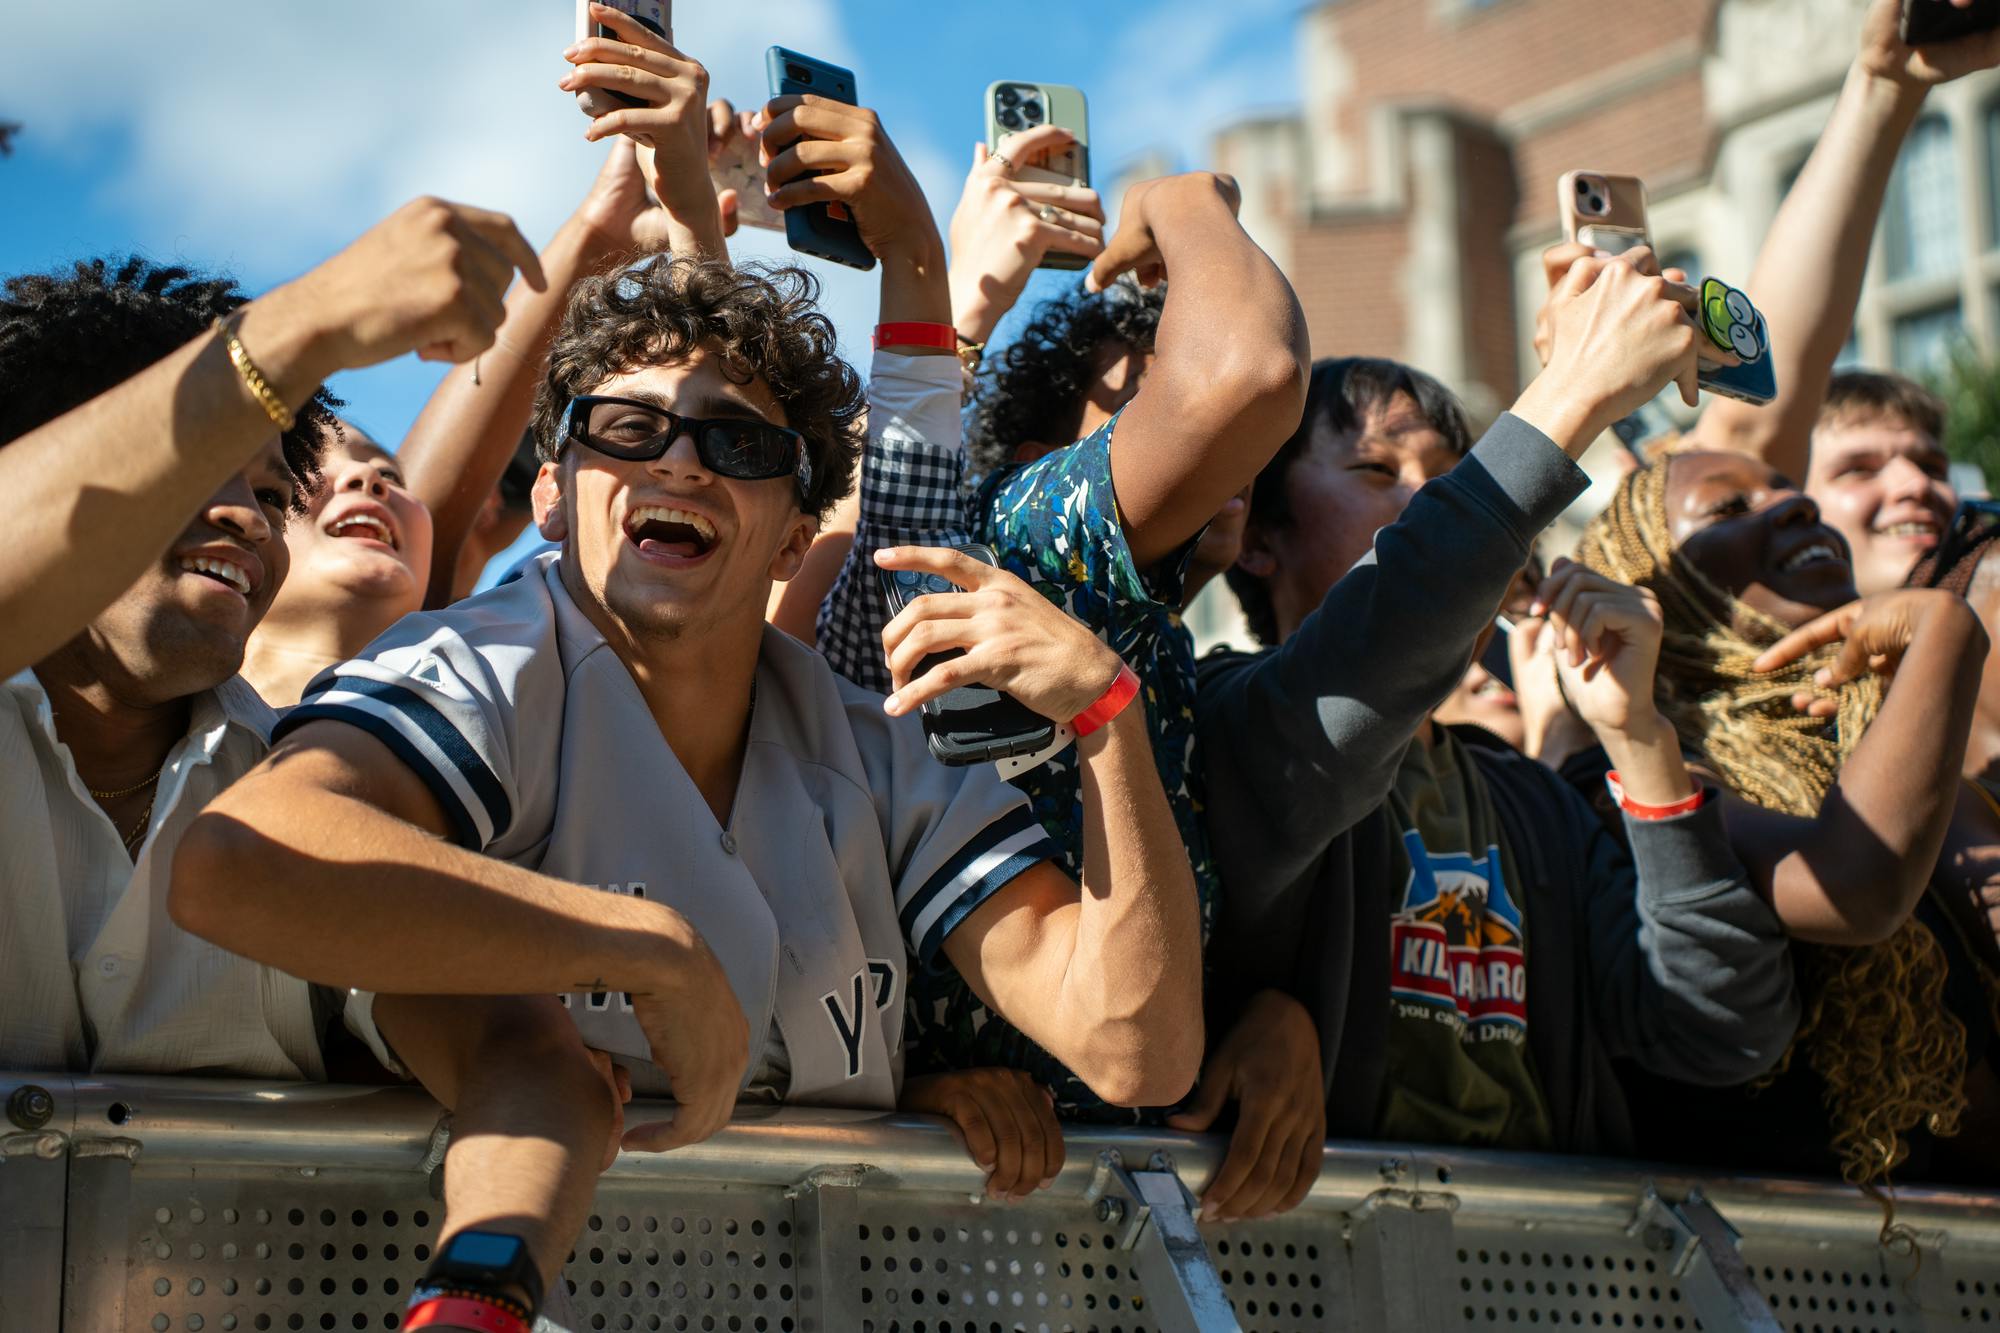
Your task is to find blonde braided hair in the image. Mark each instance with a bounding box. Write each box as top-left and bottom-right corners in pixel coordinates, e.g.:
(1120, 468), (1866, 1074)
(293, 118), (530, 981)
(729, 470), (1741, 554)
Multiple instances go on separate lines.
(1573, 456), (1966, 1199)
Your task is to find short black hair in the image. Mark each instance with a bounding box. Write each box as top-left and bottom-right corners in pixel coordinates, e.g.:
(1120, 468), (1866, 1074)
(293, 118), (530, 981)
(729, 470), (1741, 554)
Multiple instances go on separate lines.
(964, 279), (1166, 477)
(0, 257), (338, 505)
(1225, 356), (1474, 646)
(499, 426), (540, 514)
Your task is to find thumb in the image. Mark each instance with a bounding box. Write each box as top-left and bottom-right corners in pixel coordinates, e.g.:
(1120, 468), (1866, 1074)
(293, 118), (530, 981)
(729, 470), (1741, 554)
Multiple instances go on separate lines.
(972, 141), (989, 167)
(1166, 1074), (1231, 1133)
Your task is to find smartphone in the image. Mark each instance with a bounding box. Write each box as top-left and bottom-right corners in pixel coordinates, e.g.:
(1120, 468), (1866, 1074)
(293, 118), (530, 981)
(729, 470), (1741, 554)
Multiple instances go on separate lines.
(1687, 277), (1777, 405)
(985, 81), (1092, 272)
(710, 130), (784, 232)
(1902, 0), (2000, 44)
(766, 47), (875, 271)
(573, 0), (670, 119)
(1558, 171), (1652, 257)
(877, 545), (1059, 767)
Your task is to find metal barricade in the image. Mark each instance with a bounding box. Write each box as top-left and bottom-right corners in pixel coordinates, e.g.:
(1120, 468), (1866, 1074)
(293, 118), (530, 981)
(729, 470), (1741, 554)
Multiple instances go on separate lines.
(4, 1071), (1999, 1333)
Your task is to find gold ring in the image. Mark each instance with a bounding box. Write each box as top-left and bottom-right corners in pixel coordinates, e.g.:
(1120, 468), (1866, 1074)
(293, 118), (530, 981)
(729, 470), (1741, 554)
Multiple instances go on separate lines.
(990, 151), (1014, 173)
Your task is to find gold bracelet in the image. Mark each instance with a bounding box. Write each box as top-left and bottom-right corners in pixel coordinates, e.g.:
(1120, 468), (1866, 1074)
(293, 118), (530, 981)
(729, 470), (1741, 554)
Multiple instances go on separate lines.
(213, 316), (296, 432)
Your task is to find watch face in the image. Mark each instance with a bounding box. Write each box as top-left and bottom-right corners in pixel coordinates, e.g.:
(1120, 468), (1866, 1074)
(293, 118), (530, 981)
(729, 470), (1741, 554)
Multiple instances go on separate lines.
(447, 1231), (528, 1270)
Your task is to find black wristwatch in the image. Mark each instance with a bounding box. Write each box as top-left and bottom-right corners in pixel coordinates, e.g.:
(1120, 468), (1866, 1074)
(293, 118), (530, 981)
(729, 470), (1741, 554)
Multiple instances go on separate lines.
(421, 1229), (544, 1318)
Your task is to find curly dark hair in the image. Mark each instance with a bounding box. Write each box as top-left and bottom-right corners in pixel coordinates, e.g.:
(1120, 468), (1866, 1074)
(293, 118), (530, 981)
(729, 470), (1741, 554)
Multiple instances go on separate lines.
(0, 257), (338, 506)
(533, 253), (865, 522)
(964, 279), (1166, 477)
(1225, 356), (1474, 646)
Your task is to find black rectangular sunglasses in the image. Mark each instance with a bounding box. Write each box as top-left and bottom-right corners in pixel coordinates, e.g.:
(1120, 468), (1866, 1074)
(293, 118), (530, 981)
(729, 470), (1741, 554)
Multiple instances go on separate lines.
(560, 394), (814, 504)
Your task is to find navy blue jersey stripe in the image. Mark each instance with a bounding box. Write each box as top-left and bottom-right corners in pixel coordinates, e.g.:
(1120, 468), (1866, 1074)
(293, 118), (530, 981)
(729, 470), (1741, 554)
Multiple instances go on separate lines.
(912, 840), (1059, 965)
(287, 676), (513, 840)
(278, 704), (484, 851)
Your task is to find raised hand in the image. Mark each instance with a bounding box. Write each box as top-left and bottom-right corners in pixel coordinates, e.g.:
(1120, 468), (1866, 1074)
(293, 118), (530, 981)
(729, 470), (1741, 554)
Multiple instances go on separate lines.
(758, 95), (939, 263)
(1086, 172), (1241, 293)
(1861, 0), (2000, 87)
(1753, 587), (1968, 715)
(561, 4), (719, 244)
(621, 930), (750, 1153)
(281, 197), (546, 369)
(1533, 558), (1668, 737)
(874, 546), (1124, 723)
(1531, 241), (1694, 369)
(1164, 990), (1324, 1222)
(902, 1069), (1065, 1201)
(949, 127), (1107, 344)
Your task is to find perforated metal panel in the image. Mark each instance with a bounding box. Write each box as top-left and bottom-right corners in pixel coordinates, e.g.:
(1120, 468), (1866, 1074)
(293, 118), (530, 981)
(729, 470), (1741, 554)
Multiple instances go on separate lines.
(1447, 1239), (1695, 1329)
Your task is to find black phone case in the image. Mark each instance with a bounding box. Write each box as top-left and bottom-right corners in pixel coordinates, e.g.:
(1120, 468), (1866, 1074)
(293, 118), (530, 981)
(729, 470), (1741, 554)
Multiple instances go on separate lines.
(1902, 0), (2000, 44)
(877, 547), (1058, 766)
(766, 47), (877, 272)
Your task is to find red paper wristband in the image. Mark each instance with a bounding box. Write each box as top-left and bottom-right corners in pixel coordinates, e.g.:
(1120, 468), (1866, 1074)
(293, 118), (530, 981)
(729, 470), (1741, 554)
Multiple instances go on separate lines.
(404, 1294), (530, 1333)
(1605, 771), (1707, 822)
(1072, 664), (1141, 739)
(873, 321), (958, 351)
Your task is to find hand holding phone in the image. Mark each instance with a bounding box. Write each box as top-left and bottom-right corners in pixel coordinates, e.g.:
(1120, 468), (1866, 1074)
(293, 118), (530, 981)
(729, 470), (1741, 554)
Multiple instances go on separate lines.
(762, 57), (939, 271)
(1558, 171), (1652, 256)
(705, 100), (782, 234)
(984, 82), (1094, 273)
(763, 48), (875, 270)
(950, 127), (1108, 344)
(572, 0), (671, 119)
(877, 545), (1125, 767)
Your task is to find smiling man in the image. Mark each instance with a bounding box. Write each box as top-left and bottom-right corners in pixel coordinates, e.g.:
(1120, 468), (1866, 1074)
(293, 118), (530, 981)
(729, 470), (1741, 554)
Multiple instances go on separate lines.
(1803, 371), (1958, 596)
(0, 256), (338, 1076)
(171, 254), (1202, 1328)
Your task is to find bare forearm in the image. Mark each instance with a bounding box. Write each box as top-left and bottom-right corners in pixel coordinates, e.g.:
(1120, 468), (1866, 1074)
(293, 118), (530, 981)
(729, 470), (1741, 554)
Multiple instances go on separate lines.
(1695, 65), (1923, 478)
(174, 787), (697, 998)
(1, 291), (341, 676)
(1773, 610), (1985, 939)
(401, 219), (614, 608)
(1117, 186), (1309, 565)
(1064, 707), (1205, 1101)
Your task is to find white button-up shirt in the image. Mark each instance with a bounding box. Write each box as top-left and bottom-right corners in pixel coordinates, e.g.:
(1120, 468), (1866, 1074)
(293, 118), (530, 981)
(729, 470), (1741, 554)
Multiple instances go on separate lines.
(0, 669), (324, 1077)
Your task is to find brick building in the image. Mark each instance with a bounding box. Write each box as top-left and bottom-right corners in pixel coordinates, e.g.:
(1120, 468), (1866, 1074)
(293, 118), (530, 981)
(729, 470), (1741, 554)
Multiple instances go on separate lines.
(1177, 0), (2000, 647)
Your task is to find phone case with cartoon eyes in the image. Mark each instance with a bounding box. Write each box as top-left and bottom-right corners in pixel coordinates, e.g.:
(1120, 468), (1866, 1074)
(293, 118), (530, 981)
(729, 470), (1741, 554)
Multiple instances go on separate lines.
(1692, 278), (1777, 405)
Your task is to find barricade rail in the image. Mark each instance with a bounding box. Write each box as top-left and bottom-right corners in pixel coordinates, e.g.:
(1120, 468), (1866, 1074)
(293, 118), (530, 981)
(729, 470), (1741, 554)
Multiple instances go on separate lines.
(3, 1073), (1998, 1333)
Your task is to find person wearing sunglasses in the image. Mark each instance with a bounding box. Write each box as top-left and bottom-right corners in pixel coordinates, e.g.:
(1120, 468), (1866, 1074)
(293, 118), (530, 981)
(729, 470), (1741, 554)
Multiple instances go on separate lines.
(170, 251), (1205, 1329)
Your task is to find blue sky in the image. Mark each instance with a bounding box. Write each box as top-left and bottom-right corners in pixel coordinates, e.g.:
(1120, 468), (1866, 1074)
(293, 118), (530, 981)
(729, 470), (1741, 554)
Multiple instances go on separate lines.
(0, 0), (1303, 447)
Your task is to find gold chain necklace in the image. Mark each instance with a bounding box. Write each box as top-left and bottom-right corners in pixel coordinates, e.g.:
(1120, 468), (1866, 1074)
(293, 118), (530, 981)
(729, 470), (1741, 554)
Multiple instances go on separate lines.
(119, 797), (156, 856)
(88, 770), (161, 801)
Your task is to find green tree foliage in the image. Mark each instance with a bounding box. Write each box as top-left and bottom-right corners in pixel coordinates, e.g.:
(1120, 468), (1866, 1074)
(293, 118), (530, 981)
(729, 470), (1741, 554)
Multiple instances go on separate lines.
(1927, 339), (2000, 492)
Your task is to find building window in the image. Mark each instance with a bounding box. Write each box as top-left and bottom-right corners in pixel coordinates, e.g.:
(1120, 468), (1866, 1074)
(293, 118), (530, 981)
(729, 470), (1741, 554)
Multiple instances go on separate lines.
(1884, 116), (1960, 283)
(1891, 302), (1964, 372)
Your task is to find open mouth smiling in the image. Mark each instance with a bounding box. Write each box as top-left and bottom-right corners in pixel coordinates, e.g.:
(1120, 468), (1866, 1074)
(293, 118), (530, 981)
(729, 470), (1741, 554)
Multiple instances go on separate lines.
(323, 502), (400, 551)
(1777, 542), (1847, 575)
(625, 504), (720, 564)
(177, 550), (257, 598)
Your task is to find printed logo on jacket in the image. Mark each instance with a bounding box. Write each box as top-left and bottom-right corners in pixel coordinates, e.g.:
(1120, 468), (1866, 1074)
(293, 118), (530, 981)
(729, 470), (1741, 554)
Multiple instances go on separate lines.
(1388, 831), (1527, 1029)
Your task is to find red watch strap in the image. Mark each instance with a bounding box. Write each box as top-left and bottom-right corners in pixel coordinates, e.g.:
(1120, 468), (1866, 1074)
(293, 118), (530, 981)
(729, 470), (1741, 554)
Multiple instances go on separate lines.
(1072, 664), (1141, 739)
(1605, 770), (1707, 821)
(404, 1295), (531, 1333)
(873, 321), (958, 351)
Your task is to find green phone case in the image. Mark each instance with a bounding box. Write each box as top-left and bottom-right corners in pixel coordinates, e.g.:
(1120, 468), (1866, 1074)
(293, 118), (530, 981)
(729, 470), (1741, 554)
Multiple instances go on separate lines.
(984, 81), (1091, 272)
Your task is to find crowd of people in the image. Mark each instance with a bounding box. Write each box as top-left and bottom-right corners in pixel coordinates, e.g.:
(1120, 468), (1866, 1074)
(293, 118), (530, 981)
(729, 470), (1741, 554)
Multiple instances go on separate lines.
(8, 0), (2000, 1328)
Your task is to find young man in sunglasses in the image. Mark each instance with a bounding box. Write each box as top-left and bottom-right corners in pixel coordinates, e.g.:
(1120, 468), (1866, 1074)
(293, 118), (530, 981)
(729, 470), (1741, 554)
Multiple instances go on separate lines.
(171, 253), (1203, 1329)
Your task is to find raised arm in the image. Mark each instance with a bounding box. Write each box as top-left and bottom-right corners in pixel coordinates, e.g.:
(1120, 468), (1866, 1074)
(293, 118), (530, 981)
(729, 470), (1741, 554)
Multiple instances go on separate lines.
(878, 546), (1204, 1107)
(1721, 587), (1988, 943)
(1096, 173), (1311, 569)
(755, 93), (961, 648)
(1687, 0), (2000, 477)
(170, 721), (748, 1149)
(0, 198), (543, 676)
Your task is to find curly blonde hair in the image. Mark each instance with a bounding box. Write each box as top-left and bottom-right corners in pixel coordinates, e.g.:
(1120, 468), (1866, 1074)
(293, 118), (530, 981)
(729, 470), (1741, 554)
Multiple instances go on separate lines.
(1573, 456), (1966, 1205)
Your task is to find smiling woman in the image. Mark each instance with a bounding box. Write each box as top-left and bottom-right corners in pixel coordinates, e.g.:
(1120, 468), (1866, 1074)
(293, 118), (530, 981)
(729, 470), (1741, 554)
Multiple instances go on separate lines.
(239, 423), (437, 706)
(1574, 449), (1990, 1211)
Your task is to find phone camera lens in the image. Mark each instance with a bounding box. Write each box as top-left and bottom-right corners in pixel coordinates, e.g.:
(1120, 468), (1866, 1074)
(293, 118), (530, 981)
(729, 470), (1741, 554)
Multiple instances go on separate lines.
(786, 63), (812, 84)
(997, 106), (1023, 130)
(1585, 193), (1606, 214)
(1574, 178), (1591, 196)
(996, 86), (1022, 109)
(1022, 100), (1044, 124)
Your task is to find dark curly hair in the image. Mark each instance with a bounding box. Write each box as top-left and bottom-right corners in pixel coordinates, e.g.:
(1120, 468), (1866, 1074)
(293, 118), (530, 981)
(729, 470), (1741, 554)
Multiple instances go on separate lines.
(964, 279), (1166, 477)
(533, 253), (865, 522)
(0, 257), (338, 507)
(1225, 356), (1474, 646)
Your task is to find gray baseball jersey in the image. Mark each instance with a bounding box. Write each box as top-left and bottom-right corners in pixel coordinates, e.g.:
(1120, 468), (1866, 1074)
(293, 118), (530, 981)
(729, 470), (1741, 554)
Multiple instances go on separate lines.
(277, 554), (1058, 1107)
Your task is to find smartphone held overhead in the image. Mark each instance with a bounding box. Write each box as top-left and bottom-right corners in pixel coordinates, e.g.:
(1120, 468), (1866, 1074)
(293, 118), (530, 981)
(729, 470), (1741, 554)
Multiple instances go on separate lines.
(986, 81), (1092, 271)
(766, 47), (875, 270)
(1901, 0), (2000, 45)
(572, 0), (670, 119)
